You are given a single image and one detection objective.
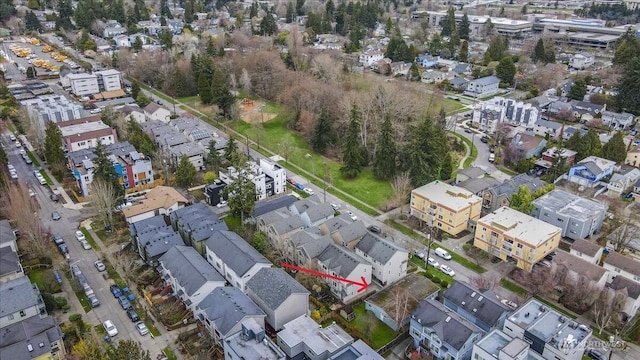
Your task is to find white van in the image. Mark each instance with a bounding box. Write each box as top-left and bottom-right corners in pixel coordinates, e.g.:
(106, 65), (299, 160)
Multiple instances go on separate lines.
(488, 153), (495, 163)
(435, 247), (452, 260)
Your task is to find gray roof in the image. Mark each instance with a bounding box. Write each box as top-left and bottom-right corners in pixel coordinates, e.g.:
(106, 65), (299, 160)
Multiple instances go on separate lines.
(355, 233), (406, 264)
(609, 276), (640, 300)
(412, 298), (483, 351)
(553, 250), (607, 282)
(298, 234), (333, 260)
(532, 189), (606, 221)
(271, 216), (304, 235)
(130, 215), (167, 236)
(189, 218), (228, 243)
(119, 104), (143, 116)
(139, 226), (184, 258)
(570, 239), (602, 257)
(605, 251), (640, 277)
(443, 282), (510, 328)
(325, 218), (367, 244)
(471, 75), (500, 86)
(457, 166), (486, 179)
(490, 173), (545, 198)
(289, 195), (322, 214)
(0, 316), (63, 360)
(246, 268), (309, 311)
(170, 143), (204, 158)
(0, 220), (16, 247)
(170, 202), (212, 225)
(457, 177), (500, 195)
(0, 246), (21, 277)
(159, 246), (224, 297)
(205, 230), (271, 277)
(535, 119), (563, 130)
(0, 277), (40, 317)
(303, 202), (335, 223)
(67, 141), (138, 166)
(198, 287), (264, 336)
(253, 195), (297, 217)
(317, 243), (370, 278)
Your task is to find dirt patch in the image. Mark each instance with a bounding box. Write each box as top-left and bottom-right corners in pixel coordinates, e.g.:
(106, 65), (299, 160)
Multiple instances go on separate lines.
(239, 98), (277, 124)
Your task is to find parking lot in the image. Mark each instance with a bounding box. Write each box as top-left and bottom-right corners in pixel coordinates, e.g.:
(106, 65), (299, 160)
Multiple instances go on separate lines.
(1, 37), (79, 78)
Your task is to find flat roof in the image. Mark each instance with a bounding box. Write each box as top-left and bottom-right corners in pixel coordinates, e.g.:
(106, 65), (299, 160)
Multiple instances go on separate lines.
(533, 190), (606, 221)
(479, 207), (561, 246)
(412, 181), (481, 211)
(59, 121), (111, 137)
(278, 315), (352, 356)
(476, 329), (512, 355)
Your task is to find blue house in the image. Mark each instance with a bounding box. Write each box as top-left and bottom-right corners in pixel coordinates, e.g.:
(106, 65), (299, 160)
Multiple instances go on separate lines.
(567, 156), (616, 187)
(442, 282), (511, 333)
(410, 298), (483, 360)
(415, 54), (439, 68)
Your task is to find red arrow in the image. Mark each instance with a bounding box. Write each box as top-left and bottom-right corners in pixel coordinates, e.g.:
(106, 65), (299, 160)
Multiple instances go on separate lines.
(281, 263), (369, 293)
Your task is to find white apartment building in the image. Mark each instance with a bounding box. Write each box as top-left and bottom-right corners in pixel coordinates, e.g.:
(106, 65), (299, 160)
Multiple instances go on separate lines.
(94, 69), (122, 92)
(359, 49), (384, 67)
(21, 94), (84, 126)
(66, 73), (99, 97)
(472, 97), (540, 133)
(219, 160), (286, 200)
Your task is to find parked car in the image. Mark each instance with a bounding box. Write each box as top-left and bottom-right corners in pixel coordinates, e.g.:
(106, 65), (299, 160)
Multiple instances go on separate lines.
(57, 243), (68, 255)
(51, 211), (61, 221)
(366, 225), (381, 234)
(9, 134), (16, 141)
(586, 349), (605, 360)
(52, 233), (64, 245)
(414, 250), (425, 259)
(435, 248), (452, 260)
(118, 295), (131, 310)
(480, 136), (489, 143)
(50, 193), (59, 202)
(439, 264), (456, 277)
(286, 178), (297, 185)
(81, 240), (91, 250)
(75, 230), (86, 241)
(427, 257), (440, 268)
(28, 188), (35, 197)
(345, 210), (358, 221)
(303, 187), (314, 195)
(135, 321), (149, 336)
(126, 308), (140, 322)
(88, 294), (100, 308)
(103, 320), (118, 337)
(216, 200), (228, 208)
(330, 203), (341, 211)
(295, 183), (304, 191)
(110, 285), (122, 298)
(94, 260), (106, 272)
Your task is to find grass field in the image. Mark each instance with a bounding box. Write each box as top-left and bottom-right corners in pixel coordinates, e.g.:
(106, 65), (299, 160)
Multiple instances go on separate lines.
(351, 302), (397, 348)
(441, 98), (467, 114)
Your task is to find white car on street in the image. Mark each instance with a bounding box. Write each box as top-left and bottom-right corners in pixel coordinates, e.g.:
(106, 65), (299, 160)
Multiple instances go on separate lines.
(103, 320), (118, 337)
(345, 210), (358, 221)
(75, 231), (85, 242)
(427, 258), (440, 268)
(81, 240), (91, 250)
(439, 264), (456, 277)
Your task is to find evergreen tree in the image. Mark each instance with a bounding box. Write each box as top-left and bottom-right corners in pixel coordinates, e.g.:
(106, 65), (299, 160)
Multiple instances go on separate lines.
(175, 155), (197, 187)
(132, 36), (143, 51)
(485, 36), (509, 62)
(340, 105), (364, 179)
(440, 7), (456, 37)
(544, 148), (568, 183)
(92, 142), (124, 198)
(130, 80), (140, 100)
(532, 38), (546, 63)
(613, 30), (640, 67)
(428, 32), (444, 56)
(401, 115), (449, 187)
(373, 116), (397, 180)
(44, 122), (65, 177)
(25, 11), (42, 31)
(510, 185), (534, 214)
(409, 62), (420, 81)
(459, 40), (469, 62)
(259, 12), (277, 36)
(568, 78), (587, 100)
(285, 2), (294, 23)
(206, 140), (222, 170)
(222, 164), (257, 222)
(564, 132), (582, 153)
(198, 73), (213, 105)
(601, 131), (627, 163)
(296, 0), (305, 16)
(56, 0), (74, 29)
(581, 129), (603, 159)
(459, 13), (470, 40)
(210, 70), (235, 119)
(311, 108), (334, 154)
(184, 0), (194, 23)
(617, 58), (640, 115)
(126, 119), (155, 155)
(440, 153), (454, 180)
(496, 56), (516, 84)
(224, 137), (243, 167)
(159, 28), (173, 49)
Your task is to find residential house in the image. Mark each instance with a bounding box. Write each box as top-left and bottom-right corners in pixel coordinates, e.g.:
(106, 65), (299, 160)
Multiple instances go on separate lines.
(509, 132), (547, 159)
(602, 111), (634, 130)
(252, 195), (298, 219)
(457, 177), (501, 197)
(67, 141), (153, 196)
(359, 49), (384, 67)
(170, 143), (205, 171)
(421, 70), (446, 84)
(0, 316), (65, 360)
(534, 147), (577, 169)
(472, 97), (541, 133)
(552, 250), (608, 289)
(205, 230), (272, 292)
(328, 340), (385, 360)
(258, 208), (304, 251)
(464, 76), (500, 97)
(133, 222), (183, 266)
(607, 224), (640, 258)
(533, 119), (563, 139)
(113, 34), (130, 48)
(474, 207), (562, 272)
(195, 287), (265, 345)
(66, 73), (99, 97)
(626, 145), (640, 167)
(0, 220), (16, 252)
(220, 161), (287, 201)
(245, 268), (310, 331)
(452, 63), (472, 76)
(502, 298), (592, 360)
(169, 202), (214, 236)
(122, 186), (188, 224)
(365, 273), (439, 331)
(450, 77), (470, 91)
(290, 201), (334, 228)
(608, 276), (640, 317)
(319, 216), (367, 249)
(158, 246), (225, 312)
(442, 281), (512, 332)
(531, 189), (607, 240)
(144, 103), (171, 123)
(102, 21), (127, 37)
(603, 251), (640, 283)
(223, 320), (286, 360)
(472, 330), (535, 360)
(415, 54), (439, 68)
(569, 52), (595, 70)
(455, 166), (486, 184)
(58, 115), (118, 152)
(183, 215), (228, 256)
(480, 173), (546, 215)
(169, 116), (217, 146)
(569, 239), (603, 264)
(129, 215), (167, 250)
(277, 315), (353, 360)
(285, 230), (332, 268)
(567, 156), (616, 187)
(548, 100), (574, 119)
(316, 244), (372, 303)
(608, 168), (640, 195)
(569, 100), (604, 122)
(0, 277), (46, 329)
(354, 233), (408, 286)
(410, 298), (484, 360)
(390, 62), (410, 76)
(0, 247), (22, 283)
(410, 181), (482, 236)
(119, 105), (146, 123)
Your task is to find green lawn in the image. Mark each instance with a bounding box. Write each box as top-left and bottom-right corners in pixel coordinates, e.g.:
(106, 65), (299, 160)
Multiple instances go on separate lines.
(228, 112), (393, 210)
(39, 170), (53, 185)
(451, 132), (478, 168)
(103, 259), (126, 289)
(500, 278), (528, 295)
(351, 302), (397, 348)
(163, 346), (177, 360)
(26, 150), (40, 166)
(441, 98), (467, 114)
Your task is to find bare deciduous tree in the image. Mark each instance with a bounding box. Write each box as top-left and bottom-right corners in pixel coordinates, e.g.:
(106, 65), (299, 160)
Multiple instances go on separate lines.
(90, 179), (120, 228)
(1, 184), (49, 258)
(470, 271), (501, 290)
(592, 289), (618, 335)
(392, 173), (412, 212)
(607, 212), (640, 253)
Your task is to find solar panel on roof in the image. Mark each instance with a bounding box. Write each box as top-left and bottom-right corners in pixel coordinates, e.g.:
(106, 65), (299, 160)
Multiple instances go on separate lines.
(190, 128), (210, 140)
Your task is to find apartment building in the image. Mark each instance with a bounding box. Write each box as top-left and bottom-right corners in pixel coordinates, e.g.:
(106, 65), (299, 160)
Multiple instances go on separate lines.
(410, 181), (482, 236)
(21, 95), (84, 126)
(474, 207), (561, 271)
(0, 277), (46, 328)
(66, 73), (99, 97)
(57, 115), (118, 152)
(94, 69), (122, 92)
(472, 97), (541, 133)
(531, 190), (606, 240)
(219, 160), (286, 202)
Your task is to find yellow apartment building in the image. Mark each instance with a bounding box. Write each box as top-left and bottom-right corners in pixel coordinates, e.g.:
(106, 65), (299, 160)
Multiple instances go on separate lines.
(410, 181), (482, 236)
(474, 207), (562, 271)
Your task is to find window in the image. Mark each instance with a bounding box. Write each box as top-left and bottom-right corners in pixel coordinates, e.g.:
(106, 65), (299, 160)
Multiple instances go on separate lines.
(570, 230), (577, 234)
(557, 218), (564, 222)
(517, 243), (523, 248)
(19, 310), (25, 317)
(544, 212), (549, 217)
(8, 314), (13, 320)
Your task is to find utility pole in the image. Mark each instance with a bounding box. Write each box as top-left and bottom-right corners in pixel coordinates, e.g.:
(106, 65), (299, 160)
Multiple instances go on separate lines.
(323, 161), (328, 203)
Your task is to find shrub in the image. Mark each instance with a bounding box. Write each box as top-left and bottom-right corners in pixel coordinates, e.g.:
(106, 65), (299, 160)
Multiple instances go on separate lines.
(431, 278), (441, 285)
(69, 314), (82, 323)
(425, 273), (434, 279)
(462, 243), (471, 252)
(441, 281), (449, 288)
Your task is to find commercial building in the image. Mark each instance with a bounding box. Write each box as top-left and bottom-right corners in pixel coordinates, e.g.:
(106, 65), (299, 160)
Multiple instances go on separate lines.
(415, 11), (532, 39)
(474, 207), (561, 271)
(65, 73), (99, 97)
(411, 181), (482, 236)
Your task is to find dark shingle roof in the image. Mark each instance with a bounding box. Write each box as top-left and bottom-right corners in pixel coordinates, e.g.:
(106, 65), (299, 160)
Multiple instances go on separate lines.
(205, 230), (270, 277)
(570, 239), (602, 257)
(159, 246), (224, 297)
(443, 281), (510, 328)
(0, 316), (63, 360)
(198, 287), (264, 336)
(317, 244), (370, 278)
(609, 276), (640, 300)
(130, 215), (167, 237)
(355, 233), (407, 264)
(605, 251), (640, 277)
(246, 268), (309, 311)
(0, 277), (39, 317)
(412, 298), (482, 350)
(0, 246), (21, 276)
(253, 196), (297, 217)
